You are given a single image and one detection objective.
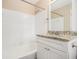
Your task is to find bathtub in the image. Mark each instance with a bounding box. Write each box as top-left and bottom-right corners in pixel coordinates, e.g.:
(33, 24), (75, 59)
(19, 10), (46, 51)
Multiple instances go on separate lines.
(3, 41), (37, 59)
(19, 49), (37, 59)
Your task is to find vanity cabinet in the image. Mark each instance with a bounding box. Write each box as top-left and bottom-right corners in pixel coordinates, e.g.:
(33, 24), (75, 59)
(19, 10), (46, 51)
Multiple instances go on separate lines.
(37, 43), (67, 59)
(37, 37), (77, 59)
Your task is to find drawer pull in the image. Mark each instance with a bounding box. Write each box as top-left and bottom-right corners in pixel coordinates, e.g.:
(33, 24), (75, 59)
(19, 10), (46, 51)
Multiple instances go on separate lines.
(72, 45), (77, 48)
(44, 48), (50, 51)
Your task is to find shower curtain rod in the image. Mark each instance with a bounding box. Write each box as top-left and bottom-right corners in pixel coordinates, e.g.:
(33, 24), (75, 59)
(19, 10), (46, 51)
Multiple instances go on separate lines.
(21, 0), (45, 10)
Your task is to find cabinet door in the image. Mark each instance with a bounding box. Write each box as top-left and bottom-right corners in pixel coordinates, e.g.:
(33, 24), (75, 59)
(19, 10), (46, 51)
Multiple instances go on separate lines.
(48, 47), (68, 59)
(70, 47), (77, 59)
(37, 48), (48, 59)
(37, 43), (49, 59)
(68, 41), (77, 59)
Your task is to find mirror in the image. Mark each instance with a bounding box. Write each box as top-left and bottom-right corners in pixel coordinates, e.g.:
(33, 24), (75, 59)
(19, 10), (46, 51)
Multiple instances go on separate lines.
(48, 0), (72, 32)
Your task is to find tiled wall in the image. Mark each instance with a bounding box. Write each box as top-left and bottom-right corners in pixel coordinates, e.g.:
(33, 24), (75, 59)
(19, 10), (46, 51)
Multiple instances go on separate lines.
(2, 8), (36, 48)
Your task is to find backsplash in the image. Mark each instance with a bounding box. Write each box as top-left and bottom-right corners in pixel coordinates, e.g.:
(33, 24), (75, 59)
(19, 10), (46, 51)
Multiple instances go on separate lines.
(48, 31), (77, 36)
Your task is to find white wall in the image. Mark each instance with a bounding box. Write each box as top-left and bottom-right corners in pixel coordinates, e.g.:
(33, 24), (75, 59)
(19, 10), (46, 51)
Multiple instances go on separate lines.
(35, 11), (48, 34)
(2, 8), (36, 49)
(70, 0), (77, 31)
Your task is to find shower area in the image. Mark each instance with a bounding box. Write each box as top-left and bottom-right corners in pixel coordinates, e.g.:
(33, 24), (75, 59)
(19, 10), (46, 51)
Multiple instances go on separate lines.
(2, 0), (44, 59)
(2, 8), (37, 59)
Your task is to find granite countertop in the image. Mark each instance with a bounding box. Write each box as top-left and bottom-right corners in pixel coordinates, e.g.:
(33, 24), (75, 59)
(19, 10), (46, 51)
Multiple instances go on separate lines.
(36, 33), (77, 42)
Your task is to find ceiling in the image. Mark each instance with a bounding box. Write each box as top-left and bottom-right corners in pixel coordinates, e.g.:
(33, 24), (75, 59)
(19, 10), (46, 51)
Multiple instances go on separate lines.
(51, 0), (72, 11)
(24, 0), (40, 4)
